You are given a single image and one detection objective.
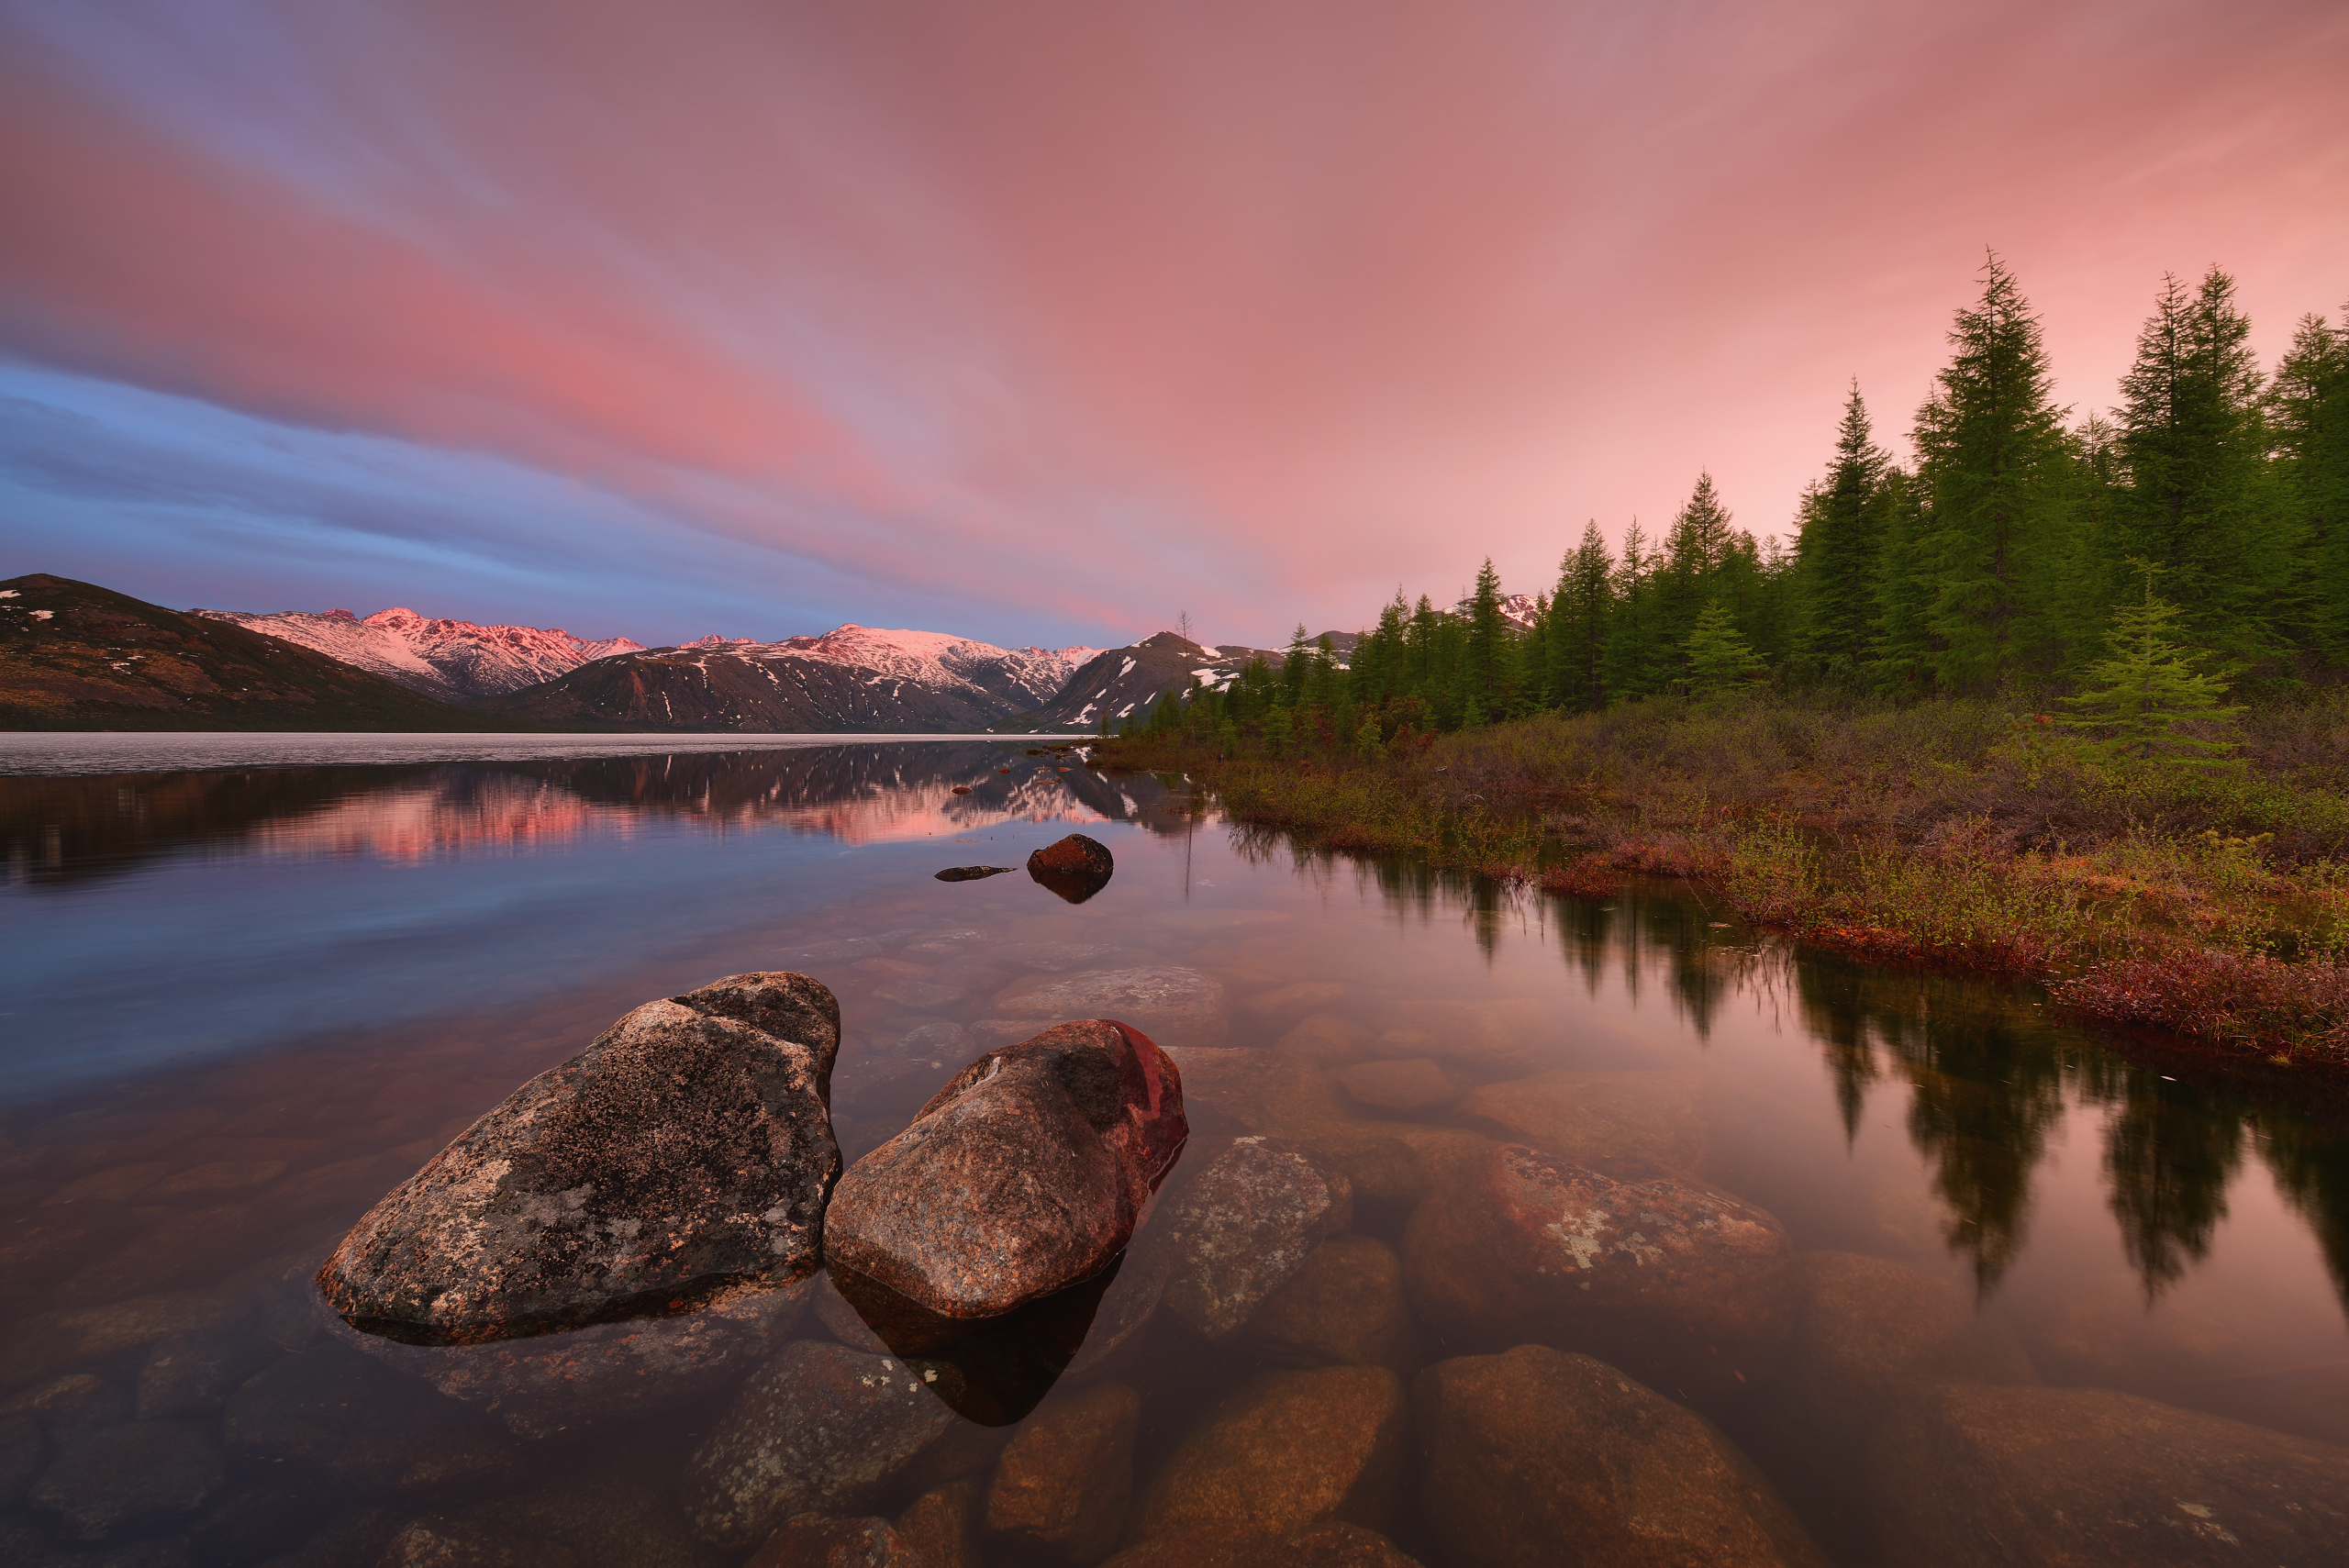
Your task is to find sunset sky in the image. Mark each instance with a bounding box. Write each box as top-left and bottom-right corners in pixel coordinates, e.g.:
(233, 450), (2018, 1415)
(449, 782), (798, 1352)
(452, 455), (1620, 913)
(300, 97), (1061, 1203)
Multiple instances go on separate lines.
(4, 1), (2344, 651)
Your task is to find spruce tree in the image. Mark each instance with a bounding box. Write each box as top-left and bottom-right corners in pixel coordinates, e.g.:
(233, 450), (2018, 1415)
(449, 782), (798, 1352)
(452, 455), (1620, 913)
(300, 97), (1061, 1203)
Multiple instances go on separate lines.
(1685, 600), (1767, 694)
(2060, 562), (2244, 764)
(1796, 382), (1889, 674)
(1461, 559), (1508, 710)
(1600, 519), (1665, 701)
(2110, 268), (2281, 663)
(1546, 522), (1614, 711)
(1912, 252), (2071, 689)
(1867, 467), (1935, 695)
(2271, 309), (2349, 655)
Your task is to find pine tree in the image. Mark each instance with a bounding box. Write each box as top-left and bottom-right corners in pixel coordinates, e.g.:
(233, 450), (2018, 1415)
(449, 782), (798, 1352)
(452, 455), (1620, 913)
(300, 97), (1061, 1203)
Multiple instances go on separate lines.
(1796, 382), (1889, 674)
(2271, 310), (2349, 655)
(1546, 522), (1613, 710)
(1867, 467), (1935, 695)
(1685, 600), (1767, 694)
(2110, 268), (2281, 663)
(1912, 252), (2071, 690)
(2060, 562), (2244, 764)
(1601, 520), (1668, 701)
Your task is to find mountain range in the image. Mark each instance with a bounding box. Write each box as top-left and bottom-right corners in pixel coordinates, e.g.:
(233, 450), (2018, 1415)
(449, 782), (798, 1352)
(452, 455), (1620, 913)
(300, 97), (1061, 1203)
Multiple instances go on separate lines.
(6, 573), (1348, 733)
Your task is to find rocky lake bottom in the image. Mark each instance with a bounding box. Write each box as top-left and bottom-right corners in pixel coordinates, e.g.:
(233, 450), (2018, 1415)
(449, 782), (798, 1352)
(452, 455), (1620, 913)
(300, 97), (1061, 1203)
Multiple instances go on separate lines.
(4, 739), (2348, 1566)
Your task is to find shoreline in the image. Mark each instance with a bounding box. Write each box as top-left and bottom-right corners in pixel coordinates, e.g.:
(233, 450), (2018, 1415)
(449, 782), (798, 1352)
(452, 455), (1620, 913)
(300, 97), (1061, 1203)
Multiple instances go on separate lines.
(1098, 696), (2349, 1078)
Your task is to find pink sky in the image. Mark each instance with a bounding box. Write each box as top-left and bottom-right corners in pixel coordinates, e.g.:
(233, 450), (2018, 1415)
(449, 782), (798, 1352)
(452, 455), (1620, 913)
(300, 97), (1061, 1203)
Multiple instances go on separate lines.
(2, 0), (2344, 648)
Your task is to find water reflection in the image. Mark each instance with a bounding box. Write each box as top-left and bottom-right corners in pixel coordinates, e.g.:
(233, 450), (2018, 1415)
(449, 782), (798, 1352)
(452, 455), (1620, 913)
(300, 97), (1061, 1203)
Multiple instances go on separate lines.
(3, 746), (2347, 1563)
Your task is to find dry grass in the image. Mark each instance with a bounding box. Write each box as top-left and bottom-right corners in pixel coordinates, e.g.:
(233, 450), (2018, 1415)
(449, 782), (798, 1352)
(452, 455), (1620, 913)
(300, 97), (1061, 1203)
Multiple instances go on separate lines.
(1102, 690), (2349, 1067)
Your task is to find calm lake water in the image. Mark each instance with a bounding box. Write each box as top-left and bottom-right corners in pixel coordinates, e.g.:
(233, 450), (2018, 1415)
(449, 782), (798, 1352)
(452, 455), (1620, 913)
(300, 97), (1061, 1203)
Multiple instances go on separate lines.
(4, 737), (2346, 1565)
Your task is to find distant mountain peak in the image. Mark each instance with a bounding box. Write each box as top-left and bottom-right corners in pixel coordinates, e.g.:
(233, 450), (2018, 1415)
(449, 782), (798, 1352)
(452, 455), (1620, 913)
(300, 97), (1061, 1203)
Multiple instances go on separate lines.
(200, 605), (645, 702)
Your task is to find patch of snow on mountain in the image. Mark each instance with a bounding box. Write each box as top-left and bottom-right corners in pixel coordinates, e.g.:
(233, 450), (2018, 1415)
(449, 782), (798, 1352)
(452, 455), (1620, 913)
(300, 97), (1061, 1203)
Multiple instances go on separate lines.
(200, 606), (646, 700)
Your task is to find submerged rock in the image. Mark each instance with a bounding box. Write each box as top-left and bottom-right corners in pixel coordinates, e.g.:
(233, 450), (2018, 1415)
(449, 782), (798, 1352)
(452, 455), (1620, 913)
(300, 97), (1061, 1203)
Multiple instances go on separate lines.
(319, 973), (842, 1346)
(992, 967), (1229, 1049)
(29, 1419), (225, 1540)
(1402, 1144), (1797, 1409)
(1027, 835), (1116, 903)
(825, 1020), (1186, 1319)
(1242, 1235), (1417, 1373)
(1416, 1345), (1827, 1568)
(748, 1514), (929, 1566)
(348, 1274), (813, 1437)
(894, 1478), (984, 1568)
(1449, 1069), (1709, 1176)
(1866, 1383), (2349, 1566)
(223, 1349), (526, 1497)
(983, 1381), (1141, 1563)
(376, 1518), (578, 1568)
(1159, 1138), (1352, 1340)
(687, 1340), (957, 1551)
(1331, 1058), (1464, 1114)
(935, 866), (1016, 883)
(1101, 1522), (1422, 1567)
(1128, 1365), (1408, 1545)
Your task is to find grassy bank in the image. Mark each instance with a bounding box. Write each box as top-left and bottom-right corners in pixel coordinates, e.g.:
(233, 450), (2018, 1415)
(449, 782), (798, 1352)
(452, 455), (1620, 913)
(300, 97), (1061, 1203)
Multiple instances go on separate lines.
(1097, 695), (2349, 1070)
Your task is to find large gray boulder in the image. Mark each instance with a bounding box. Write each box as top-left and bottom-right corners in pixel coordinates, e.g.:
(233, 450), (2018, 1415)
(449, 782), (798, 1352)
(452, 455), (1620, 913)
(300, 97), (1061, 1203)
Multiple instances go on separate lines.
(825, 1020), (1187, 1320)
(319, 973), (841, 1345)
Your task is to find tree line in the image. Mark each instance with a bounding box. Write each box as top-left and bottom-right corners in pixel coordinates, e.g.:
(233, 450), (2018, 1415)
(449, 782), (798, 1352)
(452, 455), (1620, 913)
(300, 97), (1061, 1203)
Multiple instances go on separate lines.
(1137, 254), (2349, 751)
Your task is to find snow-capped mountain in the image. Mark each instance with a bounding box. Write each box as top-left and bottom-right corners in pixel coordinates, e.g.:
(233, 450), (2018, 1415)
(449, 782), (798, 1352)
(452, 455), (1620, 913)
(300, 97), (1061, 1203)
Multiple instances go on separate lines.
(475, 625), (1108, 733)
(1501, 593), (1540, 630)
(195, 606), (645, 702)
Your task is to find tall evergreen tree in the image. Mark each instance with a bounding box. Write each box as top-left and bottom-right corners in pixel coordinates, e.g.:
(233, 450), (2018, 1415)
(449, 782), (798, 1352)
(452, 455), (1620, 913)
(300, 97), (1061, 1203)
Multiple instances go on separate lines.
(1796, 382), (1889, 674)
(1460, 558), (1508, 709)
(1600, 520), (1667, 700)
(2270, 309), (2349, 655)
(2110, 268), (2281, 663)
(1912, 252), (2071, 690)
(1684, 600), (1767, 695)
(1867, 467), (1935, 695)
(1545, 522), (1614, 710)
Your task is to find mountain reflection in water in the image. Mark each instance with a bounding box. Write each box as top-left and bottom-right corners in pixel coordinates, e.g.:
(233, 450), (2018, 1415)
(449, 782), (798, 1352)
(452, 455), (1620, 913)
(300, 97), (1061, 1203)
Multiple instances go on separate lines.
(1, 739), (2345, 1563)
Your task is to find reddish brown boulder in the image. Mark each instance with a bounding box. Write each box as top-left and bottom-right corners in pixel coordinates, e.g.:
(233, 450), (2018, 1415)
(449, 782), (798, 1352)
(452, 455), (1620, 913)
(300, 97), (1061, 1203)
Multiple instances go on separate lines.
(1866, 1383), (2349, 1566)
(1416, 1345), (1827, 1568)
(320, 973), (841, 1345)
(983, 1381), (1141, 1562)
(1158, 1138), (1352, 1340)
(894, 1478), (984, 1568)
(748, 1514), (930, 1567)
(1028, 834), (1116, 902)
(1128, 1365), (1408, 1544)
(1101, 1522), (1422, 1567)
(825, 1021), (1187, 1319)
(1402, 1145), (1797, 1409)
(687, 1340), (957, 1550)
(1243, 1235), (1417, 1373)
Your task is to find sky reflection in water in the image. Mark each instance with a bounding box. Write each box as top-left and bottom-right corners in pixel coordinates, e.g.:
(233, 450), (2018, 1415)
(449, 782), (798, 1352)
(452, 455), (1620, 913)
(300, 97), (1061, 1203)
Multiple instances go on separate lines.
(3, 739), (2347, 1557)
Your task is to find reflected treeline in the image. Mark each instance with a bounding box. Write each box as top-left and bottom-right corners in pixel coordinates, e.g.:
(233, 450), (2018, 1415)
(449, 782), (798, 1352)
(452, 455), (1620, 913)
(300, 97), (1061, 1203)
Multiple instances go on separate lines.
(1, 744), (1194, 888)
(1236, 816), (2349, 1321)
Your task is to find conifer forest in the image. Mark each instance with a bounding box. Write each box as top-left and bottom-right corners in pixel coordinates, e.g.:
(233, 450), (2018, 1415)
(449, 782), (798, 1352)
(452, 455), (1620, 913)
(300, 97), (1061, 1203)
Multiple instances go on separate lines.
(1106, 255), (2349, 1068)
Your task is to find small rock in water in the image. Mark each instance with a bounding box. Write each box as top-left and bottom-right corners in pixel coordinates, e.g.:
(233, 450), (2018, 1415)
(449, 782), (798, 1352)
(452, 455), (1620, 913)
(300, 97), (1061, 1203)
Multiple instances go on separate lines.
(137, 1334), (276, 1422)
(1403, 1144), (1798, 1410)
(1416, 1345), (1828, 1568)
(1332, 1058), (1464, 1114)
(893, 1478), (983, 1568)
(935, 866), (1015, 882)
(1243, 1235), (1417, 1373)
(1449, 1069), (1709, 1175)
(224, 1348), (525, 1497)
(748, 1514), (930, 1566)
(346, 1275), (812, 1438)
(30, 1419), (226, 1541)
(993, 966), (1230, 1049)
(951, 784), (974, 795)
(825, 1020), (1187, 1319)
(1159, 1138), (1352, 1340)
(376, 1518), (578, 1568)
(1026, 834), (1115, 903)
(983, 1381), (1141, 1562)
(1127, 1364), (1408, 1544)
(686, 1340), (957, 1550)
(2, 1372), (129, 1435)
(318, 972), (842, 1345)
(1103, 1523), (1424, 1567)
(1865, 1383), (2349, 1567)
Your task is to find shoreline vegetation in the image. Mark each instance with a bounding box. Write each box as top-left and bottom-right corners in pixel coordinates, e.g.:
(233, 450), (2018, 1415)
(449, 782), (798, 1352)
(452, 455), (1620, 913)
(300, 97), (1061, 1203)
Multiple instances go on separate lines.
(1097, 694), (2349, 1072)
(1097, 253), (2349, 1073)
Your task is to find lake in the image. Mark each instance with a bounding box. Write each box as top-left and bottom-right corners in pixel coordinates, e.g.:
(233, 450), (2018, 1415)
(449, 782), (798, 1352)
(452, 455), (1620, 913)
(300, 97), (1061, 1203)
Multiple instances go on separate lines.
(4, 736), (2346, 1566)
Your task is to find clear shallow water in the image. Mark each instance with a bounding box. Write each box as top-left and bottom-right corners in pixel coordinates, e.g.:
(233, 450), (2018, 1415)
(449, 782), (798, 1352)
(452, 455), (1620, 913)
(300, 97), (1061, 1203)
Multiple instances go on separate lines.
(2, 742), (2346, 1565)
